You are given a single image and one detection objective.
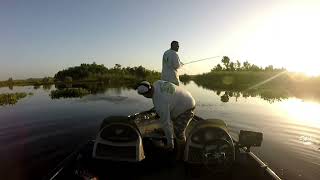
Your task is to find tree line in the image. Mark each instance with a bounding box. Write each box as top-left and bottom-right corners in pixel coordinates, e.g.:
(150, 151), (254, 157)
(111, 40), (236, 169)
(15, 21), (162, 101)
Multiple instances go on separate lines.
(211, 56), (286, 72)
(0, 77), (54, 88)
(54, 63), (160, 82)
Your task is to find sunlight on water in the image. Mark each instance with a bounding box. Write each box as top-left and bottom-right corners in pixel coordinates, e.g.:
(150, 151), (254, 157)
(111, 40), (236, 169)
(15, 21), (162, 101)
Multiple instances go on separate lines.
(278, 99), (320, 129)
(273, 98), (320, 170)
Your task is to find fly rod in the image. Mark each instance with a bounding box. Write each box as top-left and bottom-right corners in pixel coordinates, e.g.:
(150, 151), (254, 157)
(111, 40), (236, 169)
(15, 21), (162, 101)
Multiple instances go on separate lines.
(182, 56), (221, 65)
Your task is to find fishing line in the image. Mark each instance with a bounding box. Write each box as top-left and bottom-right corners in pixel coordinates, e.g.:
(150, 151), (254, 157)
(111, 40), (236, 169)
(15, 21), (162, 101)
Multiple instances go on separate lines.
(183, 56), (221, 65)
(180, 64), (193, 74)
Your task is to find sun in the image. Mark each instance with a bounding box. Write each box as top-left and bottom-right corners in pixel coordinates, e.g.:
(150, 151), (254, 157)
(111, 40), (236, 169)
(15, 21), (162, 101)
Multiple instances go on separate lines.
(230, 1), (320, 77)
(290, 66), (320, 77)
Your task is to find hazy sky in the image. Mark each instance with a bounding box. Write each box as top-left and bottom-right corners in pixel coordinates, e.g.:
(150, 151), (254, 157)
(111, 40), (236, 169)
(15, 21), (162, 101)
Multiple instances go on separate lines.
(1, 0), (319, 80)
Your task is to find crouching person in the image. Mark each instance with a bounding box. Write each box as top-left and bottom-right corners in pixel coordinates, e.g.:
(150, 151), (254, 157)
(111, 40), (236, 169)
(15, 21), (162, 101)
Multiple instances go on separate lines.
(136, 80), (195, 159)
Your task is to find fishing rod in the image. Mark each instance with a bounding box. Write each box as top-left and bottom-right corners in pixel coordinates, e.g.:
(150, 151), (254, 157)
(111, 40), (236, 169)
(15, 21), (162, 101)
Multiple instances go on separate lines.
(182, 56), (221, 65)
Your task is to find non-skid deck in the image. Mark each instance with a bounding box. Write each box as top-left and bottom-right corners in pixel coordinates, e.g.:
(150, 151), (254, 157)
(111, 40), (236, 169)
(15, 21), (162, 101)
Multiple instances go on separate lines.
(47, 141), (280, 180)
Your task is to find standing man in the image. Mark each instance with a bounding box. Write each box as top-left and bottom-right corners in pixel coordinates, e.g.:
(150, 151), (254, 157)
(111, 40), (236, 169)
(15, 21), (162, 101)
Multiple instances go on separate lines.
(136, 80), (195, 159)
(162, 41), (184, 86)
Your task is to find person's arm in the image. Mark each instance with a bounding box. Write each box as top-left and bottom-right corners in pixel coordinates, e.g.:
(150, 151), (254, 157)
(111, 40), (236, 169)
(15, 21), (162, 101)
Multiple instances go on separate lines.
(171, 53), (181, 70)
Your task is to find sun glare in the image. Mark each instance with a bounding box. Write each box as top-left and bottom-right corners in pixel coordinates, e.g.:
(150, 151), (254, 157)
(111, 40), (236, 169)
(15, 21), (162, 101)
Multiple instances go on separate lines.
(278, 99), (320, 129)
(230, 1), (320, 76)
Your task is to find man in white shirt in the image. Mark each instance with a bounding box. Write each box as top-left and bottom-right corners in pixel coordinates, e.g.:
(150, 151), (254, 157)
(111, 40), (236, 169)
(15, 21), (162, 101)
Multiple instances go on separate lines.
(161, 41), (184, 86)
(136, 80), (195, 157)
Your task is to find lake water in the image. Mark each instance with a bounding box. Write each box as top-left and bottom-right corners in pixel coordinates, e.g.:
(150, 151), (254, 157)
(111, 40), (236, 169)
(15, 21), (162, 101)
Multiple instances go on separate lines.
(0, 82), (319, 180)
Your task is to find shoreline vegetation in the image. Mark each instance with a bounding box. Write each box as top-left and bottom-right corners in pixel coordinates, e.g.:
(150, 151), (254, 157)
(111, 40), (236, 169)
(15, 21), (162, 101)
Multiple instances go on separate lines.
(180, 56), (320, 102)
(181, 56), (320, 90)
(0, 63), (161, 88)
(53, 63), (160, 85)
(50, 88), (90, 99)
(0, 92), (32, 106)
(1, 58), (320, 102)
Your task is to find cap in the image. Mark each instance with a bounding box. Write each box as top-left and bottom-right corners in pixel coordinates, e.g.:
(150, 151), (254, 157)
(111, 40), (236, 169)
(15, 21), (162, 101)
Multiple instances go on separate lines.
(136, 81), (151, 95)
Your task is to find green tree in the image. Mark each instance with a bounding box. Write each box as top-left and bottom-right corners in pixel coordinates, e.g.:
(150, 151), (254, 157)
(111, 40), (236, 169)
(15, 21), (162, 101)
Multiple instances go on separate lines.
(229, 62), (235, 71)
(243, 61), (251, 71)
(8, 77), (13, 83)
(64, 76), (73, 83)
(221, 92), (230, 102)
(265, 65), (274, 71)
(136, 66), (147, 77)
(221, 56), (230, 70)
(53, 63), (160, 82)
(7, 78), (13, 90)
(114, 64), (121, 70)
(42, 77), (51, 84)
(249, 64), (261, 71)
(236, 60), (241, 71)
(211, 64), (223, 71)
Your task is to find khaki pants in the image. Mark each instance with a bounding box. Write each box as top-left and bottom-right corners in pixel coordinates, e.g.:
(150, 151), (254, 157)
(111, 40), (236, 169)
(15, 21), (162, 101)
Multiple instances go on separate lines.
(172, 108), (195, 142)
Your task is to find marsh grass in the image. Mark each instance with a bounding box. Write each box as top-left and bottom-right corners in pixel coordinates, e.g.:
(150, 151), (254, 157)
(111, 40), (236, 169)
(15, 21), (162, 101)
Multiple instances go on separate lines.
(50, 88), (90, 99)
(0, 92), (29, 106)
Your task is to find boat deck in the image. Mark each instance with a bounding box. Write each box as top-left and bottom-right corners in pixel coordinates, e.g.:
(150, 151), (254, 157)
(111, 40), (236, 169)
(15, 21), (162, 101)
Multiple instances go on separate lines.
(50, 141), (279, 180)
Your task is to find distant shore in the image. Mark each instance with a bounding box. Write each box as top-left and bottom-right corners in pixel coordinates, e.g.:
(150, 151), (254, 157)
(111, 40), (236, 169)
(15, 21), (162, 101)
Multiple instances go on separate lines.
(1, 61), (319, 94)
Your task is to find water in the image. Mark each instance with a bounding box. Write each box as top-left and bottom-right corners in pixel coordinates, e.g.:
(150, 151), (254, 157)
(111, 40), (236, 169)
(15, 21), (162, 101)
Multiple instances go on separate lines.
(0, 82), (319, 180)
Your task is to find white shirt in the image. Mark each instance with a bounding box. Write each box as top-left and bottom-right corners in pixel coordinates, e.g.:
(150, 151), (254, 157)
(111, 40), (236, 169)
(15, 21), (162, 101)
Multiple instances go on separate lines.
(161, 49), (182, 86)
(152, 80), (195, 145)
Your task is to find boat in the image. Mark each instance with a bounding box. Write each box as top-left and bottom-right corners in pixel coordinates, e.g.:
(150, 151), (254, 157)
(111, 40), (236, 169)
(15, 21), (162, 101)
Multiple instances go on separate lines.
(44, 110), (282, 180)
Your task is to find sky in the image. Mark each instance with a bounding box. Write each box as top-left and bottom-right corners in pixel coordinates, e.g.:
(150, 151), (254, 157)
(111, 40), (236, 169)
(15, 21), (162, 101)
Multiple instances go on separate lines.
(1, 0), (320, 80)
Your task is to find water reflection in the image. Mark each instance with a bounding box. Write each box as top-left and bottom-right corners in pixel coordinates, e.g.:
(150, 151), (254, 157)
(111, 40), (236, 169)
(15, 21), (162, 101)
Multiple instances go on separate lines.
(299, 136), (315, 146)
(279, 99), (320, 129)
(42, 84), (52, 91)
(0, 81), (320, 180)
(33, 84), (41, 89)
(51, 84), (132, 102)
(187, 77), (320, 103)
(50, 82), (134, 100)
(77, 94), (130, 103)
(51, 82), (290, 103)
(180, 79), (292, 103)
(212, 89), (288, 103)
(182, 78), (290, 103)
(54, 82), (134, 95)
